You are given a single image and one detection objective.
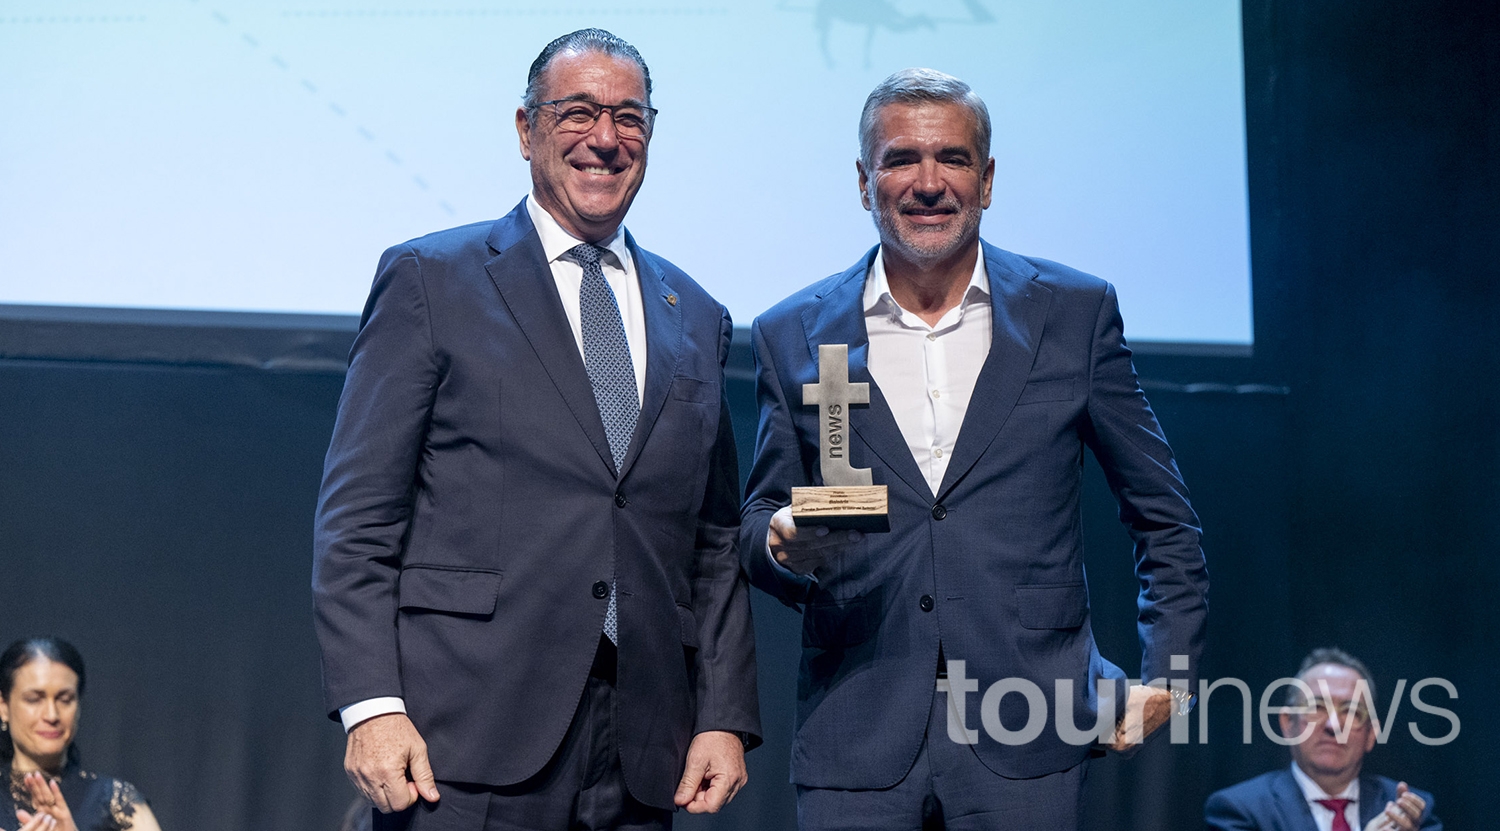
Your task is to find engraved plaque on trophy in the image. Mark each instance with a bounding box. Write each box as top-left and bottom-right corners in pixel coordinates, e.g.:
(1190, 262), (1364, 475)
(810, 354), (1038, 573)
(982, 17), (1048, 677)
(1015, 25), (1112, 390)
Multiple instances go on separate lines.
(791, 344), (890, 532)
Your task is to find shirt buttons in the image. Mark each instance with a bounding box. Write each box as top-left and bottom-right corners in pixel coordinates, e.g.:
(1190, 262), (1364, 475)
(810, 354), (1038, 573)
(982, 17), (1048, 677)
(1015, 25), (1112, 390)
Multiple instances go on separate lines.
(926, 333), (937, 341)
(931, 390), (941, 399)
(933, 448), (944, 459)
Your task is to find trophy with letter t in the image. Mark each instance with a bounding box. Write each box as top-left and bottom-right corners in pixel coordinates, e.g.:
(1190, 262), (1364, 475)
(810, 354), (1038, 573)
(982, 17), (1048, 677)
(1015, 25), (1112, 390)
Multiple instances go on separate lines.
(791, 344), (889, 532)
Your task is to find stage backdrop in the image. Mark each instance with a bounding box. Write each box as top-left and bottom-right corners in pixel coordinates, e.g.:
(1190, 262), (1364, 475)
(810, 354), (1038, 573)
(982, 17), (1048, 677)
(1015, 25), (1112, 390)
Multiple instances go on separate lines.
(0, 0), (1250, 345)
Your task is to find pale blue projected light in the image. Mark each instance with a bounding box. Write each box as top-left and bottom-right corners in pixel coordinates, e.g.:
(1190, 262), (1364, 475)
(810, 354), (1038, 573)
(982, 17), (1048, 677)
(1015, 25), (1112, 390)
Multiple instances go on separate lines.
(0, 1), (1250, 344)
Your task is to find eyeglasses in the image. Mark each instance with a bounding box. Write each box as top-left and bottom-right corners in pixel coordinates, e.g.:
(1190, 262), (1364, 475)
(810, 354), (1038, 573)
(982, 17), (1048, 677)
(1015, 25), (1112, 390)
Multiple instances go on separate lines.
(531, 98), (658, 139)
(1298, 699), (1371, 726)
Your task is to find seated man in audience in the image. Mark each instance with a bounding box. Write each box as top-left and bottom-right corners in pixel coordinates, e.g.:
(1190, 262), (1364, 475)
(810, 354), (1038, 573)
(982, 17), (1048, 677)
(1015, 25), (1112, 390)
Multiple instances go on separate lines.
(1205, 648), (1441, 831)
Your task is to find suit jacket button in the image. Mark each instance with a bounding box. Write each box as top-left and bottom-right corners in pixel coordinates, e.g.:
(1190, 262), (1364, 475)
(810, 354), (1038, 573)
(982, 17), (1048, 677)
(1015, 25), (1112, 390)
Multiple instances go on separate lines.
(614, 492), (628, 508)
(592, 581), (609, 599)
(931, 504), (947, 520)
(920, 594), (935, 612)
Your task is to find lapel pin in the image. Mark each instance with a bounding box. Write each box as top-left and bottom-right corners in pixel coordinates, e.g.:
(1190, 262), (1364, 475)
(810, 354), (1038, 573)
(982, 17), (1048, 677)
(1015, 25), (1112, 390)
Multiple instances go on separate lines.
(665, 294), (678, 306)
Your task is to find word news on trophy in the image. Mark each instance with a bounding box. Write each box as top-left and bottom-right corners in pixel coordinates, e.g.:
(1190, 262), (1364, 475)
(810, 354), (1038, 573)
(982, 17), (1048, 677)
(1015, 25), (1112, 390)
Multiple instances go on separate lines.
(792, 343), (889, 532)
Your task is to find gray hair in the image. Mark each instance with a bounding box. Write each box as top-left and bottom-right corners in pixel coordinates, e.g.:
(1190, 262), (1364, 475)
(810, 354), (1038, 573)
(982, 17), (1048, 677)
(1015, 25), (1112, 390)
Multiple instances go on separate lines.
(522, 28), (653, 116)
(859, 68), (991, 170)
(1284, 646), (1377, 707)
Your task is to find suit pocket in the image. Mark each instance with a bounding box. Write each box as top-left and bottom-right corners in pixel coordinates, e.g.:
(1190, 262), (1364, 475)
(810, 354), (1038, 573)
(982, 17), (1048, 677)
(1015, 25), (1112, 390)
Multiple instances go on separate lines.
(670, 376), (717, 405)
(397, 565), (503, 617)
(802, 595), (877, 648)
(677, 603), (701, 650)
(1014, 582), (1088, 629)
(1017, 377), (1076, 405)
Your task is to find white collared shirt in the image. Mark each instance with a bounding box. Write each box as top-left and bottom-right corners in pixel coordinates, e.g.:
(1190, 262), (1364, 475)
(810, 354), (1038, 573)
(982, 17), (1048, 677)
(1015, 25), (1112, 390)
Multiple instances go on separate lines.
(1291, 762), (1361, 831)
(338, 197), (648, 733)
(525, 192), (648, 406)
(862, 245), (992, 496)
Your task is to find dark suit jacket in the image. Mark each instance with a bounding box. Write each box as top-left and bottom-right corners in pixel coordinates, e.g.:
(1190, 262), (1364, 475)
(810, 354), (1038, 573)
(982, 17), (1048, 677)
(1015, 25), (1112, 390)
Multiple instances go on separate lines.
(740, 242), (1208, 788)
(1205, 768), (1441, 830)
(313, 200), (760, 810)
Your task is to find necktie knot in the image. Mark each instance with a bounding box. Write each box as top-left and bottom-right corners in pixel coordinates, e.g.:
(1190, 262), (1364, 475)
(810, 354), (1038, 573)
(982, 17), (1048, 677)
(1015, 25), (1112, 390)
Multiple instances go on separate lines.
(569, 242), (606, 269)
(1315, 799), (1353, 831)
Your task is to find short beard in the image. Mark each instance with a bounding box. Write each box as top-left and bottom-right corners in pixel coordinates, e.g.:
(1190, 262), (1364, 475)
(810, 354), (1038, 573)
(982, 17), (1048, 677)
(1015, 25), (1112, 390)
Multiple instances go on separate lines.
(871, 201), (983, 269)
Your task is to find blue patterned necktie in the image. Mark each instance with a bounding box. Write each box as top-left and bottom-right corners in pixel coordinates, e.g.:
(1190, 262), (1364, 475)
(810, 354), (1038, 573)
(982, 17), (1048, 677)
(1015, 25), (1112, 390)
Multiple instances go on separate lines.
(571, 242), (637, 645)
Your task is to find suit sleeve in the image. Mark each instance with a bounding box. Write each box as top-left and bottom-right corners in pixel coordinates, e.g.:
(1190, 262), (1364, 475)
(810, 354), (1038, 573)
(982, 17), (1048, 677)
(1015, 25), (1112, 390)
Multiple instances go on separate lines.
(688, 308), (763, 748)
(740, 317), (818, 608)
(1417, 789), (1443, 831)
(1079, 282), (1209, 689)
(1203, 790), (1261, 830)
(311, 245), (439, 719)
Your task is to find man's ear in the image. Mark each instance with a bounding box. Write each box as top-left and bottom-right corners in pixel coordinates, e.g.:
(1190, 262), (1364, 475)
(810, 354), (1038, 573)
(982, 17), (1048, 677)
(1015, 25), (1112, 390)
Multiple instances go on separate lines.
(857, 159), (872, 211)
(980, 156), (995, 210)
(516, 107), (533, 161)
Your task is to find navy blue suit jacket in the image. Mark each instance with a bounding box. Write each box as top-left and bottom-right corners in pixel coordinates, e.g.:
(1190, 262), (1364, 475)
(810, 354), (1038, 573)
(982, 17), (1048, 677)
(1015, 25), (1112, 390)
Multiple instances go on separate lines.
(1205, 768), (1441, 830)
(312, 200), (760, 810)
(740, 242), (1207, 788)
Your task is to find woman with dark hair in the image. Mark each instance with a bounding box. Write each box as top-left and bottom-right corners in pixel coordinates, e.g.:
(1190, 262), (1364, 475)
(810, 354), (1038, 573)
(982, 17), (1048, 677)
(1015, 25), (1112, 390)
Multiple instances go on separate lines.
(0, 639), (161, 831)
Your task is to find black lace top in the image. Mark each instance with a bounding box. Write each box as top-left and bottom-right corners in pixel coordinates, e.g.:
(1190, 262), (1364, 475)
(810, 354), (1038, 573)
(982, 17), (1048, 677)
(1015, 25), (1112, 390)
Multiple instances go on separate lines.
(2, 764), (146, 831)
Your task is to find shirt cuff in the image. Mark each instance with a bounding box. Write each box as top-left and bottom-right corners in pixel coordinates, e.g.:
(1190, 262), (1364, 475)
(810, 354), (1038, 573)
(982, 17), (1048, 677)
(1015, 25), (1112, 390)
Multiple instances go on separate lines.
(339, 697), (407, 733)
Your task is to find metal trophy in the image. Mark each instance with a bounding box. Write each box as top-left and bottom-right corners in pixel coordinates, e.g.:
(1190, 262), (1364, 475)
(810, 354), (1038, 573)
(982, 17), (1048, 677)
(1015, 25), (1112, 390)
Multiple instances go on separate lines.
(791, 344), (889, 532)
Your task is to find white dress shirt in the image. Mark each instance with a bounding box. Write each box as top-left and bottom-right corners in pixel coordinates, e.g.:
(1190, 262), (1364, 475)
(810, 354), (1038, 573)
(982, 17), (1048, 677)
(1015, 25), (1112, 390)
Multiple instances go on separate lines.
(764, 246), (992, 579)
(1291, 762), (1361, 831)
(524, 192), (648, 406)
(863, 246), (992, 496)
(339, 195), (649, 733)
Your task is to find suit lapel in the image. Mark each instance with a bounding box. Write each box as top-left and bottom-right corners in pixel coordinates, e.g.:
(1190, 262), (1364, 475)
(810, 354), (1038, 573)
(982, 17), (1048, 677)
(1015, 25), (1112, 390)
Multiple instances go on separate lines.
(934, 242), (1051, 501)
(1272, 769), (1319, 831)
(483, 203), (617, 476)
(801, 249), (931, 501)
(1357, 776), (1382, 827)
(617, 234), (681, 480)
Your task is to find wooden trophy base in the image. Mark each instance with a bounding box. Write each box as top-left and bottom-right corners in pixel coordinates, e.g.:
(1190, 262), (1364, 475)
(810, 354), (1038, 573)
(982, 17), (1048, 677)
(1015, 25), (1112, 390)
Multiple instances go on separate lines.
(791, 485), (889, 532)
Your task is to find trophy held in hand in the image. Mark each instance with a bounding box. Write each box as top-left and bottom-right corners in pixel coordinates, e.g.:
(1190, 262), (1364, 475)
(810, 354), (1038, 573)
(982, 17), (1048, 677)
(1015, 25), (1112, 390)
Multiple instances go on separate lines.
(792, 343), (889, 532)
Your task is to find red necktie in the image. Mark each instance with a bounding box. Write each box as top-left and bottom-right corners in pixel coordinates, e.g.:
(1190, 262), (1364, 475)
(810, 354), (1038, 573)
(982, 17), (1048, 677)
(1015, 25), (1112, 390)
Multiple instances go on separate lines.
(1315, 798), (1353, 831)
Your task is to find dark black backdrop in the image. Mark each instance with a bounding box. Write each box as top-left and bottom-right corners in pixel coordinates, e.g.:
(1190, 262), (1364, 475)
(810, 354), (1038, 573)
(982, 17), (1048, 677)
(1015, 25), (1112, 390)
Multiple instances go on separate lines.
(1, 0), (1495, 828)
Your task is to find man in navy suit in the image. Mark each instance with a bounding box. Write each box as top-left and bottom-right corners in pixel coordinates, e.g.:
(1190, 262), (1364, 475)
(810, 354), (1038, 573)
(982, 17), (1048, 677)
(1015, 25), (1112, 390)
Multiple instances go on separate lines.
(1205, 649), (1441, 831)
(312, 29), (759, 830)
(740, 68), (1208, 829)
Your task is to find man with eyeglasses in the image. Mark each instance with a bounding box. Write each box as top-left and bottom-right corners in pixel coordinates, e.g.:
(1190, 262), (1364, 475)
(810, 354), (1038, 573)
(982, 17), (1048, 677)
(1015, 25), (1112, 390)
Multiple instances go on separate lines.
(1206, 648), (1441, 831)
(313, 28), (759, 831)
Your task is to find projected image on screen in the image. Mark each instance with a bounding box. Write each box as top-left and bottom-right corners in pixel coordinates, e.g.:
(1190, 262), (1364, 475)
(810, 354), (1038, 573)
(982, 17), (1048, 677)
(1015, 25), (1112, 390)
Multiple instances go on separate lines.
(0, 0), (1249, 344)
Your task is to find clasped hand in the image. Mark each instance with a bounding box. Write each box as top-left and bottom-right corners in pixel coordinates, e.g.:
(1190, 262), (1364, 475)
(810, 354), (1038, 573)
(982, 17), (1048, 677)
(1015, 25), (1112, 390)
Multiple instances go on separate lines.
(16, 772), (78, 831)
(1363, 783), (1426, 831)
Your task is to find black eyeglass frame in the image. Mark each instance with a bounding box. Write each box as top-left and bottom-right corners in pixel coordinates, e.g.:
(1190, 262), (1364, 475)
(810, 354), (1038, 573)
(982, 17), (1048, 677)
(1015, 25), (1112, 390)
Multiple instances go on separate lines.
(528, 98), (659, 137)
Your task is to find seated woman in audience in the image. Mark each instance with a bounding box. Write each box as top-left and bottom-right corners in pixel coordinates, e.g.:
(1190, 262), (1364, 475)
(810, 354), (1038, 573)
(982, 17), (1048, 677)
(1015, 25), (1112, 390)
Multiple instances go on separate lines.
(0, 638), (161, 831)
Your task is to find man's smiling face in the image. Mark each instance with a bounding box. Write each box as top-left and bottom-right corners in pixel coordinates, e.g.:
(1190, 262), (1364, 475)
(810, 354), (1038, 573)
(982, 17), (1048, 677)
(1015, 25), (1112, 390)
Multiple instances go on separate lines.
(858, 100), (994, 269)
(517, 50), (650, 242)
